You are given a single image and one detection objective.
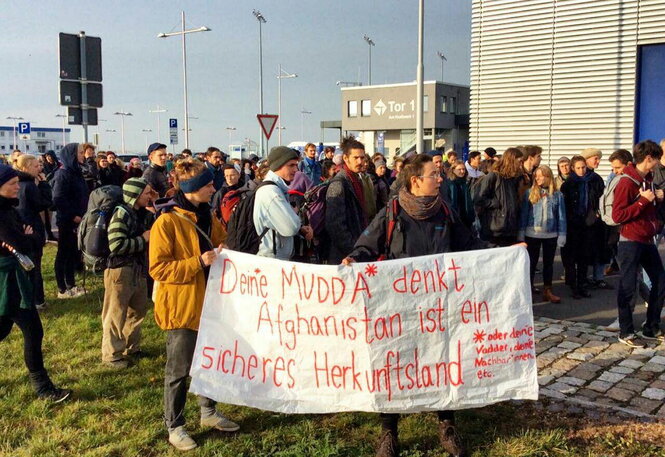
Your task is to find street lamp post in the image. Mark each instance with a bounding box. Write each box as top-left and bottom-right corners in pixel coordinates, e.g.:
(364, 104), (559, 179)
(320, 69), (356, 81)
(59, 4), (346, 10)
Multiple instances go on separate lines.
(277, 65), (297, 145)
(253, 9), (267, 156)
(113, 110), (133, 155)
(6, 116), (24, 150)
(363, 35), (375, 85)
(55, 113), (67, 149)
(149, 105), (168, 142)
(300, 108), (311, 141)
(141, 129), (153, 151)
(415, 0), (425, 154)
(225, 127), (236, 149)
(158, 12), (210, 150)
(437, 51), (447, 82)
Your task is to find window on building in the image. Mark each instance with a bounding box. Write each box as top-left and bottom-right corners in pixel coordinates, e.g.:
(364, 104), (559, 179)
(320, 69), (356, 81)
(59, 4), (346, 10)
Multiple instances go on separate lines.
(26, 145), (30, 151)
(0, 131), (4, 137)
(440, 96), (447, 113)
(1, 145), (5, 150)
(37, 132), (45, 138)
(424, 95), (429, 113)
(348, 100), (358, 118)
(450, 97), (456, 114)
(361, 100), (371, 117)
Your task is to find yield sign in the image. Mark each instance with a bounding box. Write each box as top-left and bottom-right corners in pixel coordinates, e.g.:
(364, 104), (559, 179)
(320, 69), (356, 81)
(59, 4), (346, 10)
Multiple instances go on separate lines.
(257, 114), (278, 140)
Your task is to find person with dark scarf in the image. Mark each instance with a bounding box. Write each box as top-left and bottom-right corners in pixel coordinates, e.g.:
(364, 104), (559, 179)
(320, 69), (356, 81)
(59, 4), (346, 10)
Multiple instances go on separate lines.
(15, 155), (52, 310)
(325, 137), (370, 264)
(560, 155), (604, 298)
(369, 158), (390, 211)
(446, 159), (476, 229)
(343, 154), (485, 457)
(149, 158), (238, 451)
(0, 164), (71, 403)
(51, 143), (89, 298)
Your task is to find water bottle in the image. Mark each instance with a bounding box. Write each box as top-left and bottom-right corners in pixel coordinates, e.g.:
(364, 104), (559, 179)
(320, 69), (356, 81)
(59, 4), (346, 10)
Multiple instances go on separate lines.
(1, 242), (35, 272)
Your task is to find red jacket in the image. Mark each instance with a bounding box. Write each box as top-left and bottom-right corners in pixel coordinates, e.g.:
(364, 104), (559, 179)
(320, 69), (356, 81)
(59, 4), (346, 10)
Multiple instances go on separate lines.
(612, 163), (659, 244)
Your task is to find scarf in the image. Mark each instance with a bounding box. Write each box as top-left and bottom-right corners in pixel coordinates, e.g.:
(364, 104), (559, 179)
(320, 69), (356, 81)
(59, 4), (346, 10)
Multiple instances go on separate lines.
(398, 187), (443, 221)
(569, 170), (595, 218)
(304, 156), (317, 167)
(342, 164), (367, 222)
(173, 190), (213, 253)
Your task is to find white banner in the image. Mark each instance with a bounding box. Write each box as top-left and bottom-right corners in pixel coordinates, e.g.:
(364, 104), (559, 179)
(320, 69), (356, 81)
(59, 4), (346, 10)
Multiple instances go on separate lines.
(190, 246), (538, 413)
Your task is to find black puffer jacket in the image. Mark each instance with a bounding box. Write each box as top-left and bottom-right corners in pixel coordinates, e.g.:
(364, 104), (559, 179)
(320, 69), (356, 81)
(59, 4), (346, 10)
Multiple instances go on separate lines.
(17, 172), (52, 244)
(51, 143), (89, 226)
(325, 168), (368, 264)
(142, 163), (169, 197)
(472, 171), (521, 239)
(348, 198), (486, 261)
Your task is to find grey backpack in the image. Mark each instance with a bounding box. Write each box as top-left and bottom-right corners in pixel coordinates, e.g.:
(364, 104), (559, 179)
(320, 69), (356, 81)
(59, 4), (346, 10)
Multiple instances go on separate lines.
(600, 174), (640, 226)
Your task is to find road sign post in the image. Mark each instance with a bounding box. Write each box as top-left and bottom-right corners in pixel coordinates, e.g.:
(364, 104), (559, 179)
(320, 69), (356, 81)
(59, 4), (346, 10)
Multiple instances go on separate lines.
(257, 114), (278, 154)
(59, 31), (103, 142)
(169, 118), (178, 146)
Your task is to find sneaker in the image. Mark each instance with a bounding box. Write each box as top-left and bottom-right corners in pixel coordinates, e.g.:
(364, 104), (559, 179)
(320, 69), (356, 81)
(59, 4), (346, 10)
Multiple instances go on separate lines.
(102, 359), (130, 369)
(168, 426), (197, 451)
(438, 420), (467, 457)
(200, 411), (240, 432)
(639, 328), (665, 343)
(56, 289), (74, 299)
(604, 318), (620, 331)
(38, 386), (72, 404)
(69, 286), (86, 297)
(594, 280), (613, 290)
(618, 334), (647, 348)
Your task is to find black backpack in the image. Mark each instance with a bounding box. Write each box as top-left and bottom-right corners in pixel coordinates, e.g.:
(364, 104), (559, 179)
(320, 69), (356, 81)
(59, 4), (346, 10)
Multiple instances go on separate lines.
(225, 181), (278, 254)
(77, 185), (124, 272)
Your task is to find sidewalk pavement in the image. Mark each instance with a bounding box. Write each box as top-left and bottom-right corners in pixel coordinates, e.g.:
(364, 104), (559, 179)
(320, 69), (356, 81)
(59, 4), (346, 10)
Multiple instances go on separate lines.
(535, 316), (665, 420)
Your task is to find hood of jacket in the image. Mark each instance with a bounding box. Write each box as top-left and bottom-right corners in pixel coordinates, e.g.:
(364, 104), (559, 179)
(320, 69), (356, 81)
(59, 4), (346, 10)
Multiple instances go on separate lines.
(60, 143), (82, 174)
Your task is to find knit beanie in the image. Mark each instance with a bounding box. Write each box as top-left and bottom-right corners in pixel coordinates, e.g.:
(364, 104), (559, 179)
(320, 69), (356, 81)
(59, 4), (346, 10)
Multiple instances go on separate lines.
(375, 159), (387, 168)
(0, 164), (19, 188)
(581, 148), (602, 160)
(333, 152), (344, 166)
(123, 177), (148, 207)
(268, 146), (299, 172)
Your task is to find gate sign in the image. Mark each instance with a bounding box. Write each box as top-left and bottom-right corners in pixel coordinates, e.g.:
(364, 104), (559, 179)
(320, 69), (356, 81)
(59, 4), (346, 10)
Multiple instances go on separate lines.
(18, 122), (31, 140)
(190, 246), (538, 414)
(169, 118), (178, 145)
(257, 114), (278, 141)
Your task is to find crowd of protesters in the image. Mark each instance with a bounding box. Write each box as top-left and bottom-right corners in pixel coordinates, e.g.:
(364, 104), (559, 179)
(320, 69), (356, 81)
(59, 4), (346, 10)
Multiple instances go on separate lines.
(2, 137), (665, 456)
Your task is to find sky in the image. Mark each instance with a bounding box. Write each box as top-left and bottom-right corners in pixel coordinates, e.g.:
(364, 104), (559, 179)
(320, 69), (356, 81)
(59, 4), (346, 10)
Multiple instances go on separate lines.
(1, 0), (471, 154)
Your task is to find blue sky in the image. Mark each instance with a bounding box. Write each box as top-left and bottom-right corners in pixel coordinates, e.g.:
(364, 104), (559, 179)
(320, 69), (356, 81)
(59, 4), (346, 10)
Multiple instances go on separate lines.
(1, 0), (471, 153)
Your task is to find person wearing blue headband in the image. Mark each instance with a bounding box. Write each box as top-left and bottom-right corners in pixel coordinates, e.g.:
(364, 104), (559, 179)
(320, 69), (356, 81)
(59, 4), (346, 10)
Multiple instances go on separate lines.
(148, 158), (238, 451)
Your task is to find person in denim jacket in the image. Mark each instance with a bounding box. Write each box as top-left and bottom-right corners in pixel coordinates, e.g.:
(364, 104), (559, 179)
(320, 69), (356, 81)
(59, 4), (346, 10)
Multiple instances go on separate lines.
(519, 165), (567, 303)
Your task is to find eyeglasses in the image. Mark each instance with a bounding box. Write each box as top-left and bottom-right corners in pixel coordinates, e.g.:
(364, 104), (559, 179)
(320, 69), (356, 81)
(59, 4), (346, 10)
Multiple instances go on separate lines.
(418, 174), (440, 180)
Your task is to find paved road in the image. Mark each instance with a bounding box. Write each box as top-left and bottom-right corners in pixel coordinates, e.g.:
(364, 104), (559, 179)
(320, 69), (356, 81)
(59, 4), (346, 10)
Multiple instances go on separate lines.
(531, 253), (649, 327)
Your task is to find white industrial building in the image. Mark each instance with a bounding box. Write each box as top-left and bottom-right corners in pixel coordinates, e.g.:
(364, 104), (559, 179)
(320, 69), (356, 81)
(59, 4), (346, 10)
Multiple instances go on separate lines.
(0, 126), (71, 155)
(470, 0), (665, 176)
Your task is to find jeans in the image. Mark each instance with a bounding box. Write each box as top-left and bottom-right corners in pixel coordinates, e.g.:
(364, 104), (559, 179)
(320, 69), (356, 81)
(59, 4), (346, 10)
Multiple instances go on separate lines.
(616, 241), (665, 337)
(54, 223), (78, 292)
(526, 237), (557, 287)
(164, 328), (215, 431)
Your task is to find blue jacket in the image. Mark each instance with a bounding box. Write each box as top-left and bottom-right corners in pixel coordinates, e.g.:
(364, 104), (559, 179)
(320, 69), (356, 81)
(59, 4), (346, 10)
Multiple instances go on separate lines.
(298, 158), (322, 185)
(518, 190), (566, 239)
(205, 161), (225, 191)
(51, 143), (89, 226)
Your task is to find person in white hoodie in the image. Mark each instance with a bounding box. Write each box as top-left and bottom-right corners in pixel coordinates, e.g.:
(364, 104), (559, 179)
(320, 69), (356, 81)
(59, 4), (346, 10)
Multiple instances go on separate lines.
(253, 146), (313, 260)
(464, 150), (485, 182)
